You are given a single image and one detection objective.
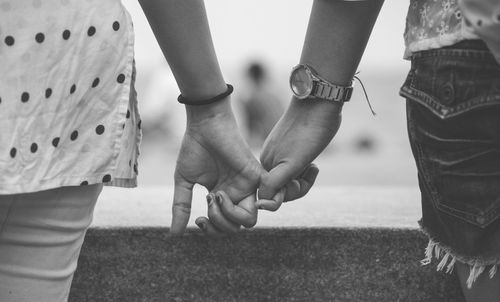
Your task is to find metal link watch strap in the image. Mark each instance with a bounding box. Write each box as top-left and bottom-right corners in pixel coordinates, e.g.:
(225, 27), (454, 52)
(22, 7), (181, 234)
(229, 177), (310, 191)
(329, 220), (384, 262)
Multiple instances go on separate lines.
(312, 79), (353, 102)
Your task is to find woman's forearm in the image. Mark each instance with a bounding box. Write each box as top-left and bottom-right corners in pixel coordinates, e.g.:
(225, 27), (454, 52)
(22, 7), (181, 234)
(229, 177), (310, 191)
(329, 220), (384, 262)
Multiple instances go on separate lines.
(300, 0), (384, 86)
(139, 0), (226, 100)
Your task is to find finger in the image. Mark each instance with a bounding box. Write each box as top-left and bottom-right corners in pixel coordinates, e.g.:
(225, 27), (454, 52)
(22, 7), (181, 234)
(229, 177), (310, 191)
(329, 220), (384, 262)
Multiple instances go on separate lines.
(256, 187), (286, 211)
(284, 164), (319, 201)
(216, 191), (257, 228)
(170, 176), (194, 235)
(284, 179), (301, 201)
(256, 163), (319, 210)
(195, 216), (224, 236)
(206, 193), (241, 234)
(258, 161), (305, 200)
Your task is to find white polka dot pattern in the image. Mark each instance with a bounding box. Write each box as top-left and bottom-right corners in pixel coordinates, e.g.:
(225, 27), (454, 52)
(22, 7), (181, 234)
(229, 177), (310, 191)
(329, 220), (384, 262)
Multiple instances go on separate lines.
(0, 0), (141, 194)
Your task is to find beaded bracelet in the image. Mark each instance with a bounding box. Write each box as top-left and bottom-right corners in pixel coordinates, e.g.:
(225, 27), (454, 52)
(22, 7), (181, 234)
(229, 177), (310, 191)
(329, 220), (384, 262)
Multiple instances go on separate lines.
(177, 84), (234, 106)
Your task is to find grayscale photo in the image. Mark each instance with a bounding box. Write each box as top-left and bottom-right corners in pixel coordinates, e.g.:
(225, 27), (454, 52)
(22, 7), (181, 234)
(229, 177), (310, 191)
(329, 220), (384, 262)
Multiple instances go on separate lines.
(0, 0), (499, 301)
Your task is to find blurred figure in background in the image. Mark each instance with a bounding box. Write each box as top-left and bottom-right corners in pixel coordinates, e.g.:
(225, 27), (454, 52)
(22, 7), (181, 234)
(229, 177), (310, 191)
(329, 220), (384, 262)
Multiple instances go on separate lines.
(138, 64), (184, 145)
(240, 61), (284, 147)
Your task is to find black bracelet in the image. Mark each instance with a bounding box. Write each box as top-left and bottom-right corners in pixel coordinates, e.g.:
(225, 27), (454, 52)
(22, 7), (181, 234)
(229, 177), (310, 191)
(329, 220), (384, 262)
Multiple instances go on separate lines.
(177, 84), (234, 106)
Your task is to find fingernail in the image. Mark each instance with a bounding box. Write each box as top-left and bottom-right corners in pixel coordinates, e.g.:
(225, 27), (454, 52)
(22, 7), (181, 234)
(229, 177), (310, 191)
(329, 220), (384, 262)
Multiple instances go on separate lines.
(196, 222), (206, 230)
(215, 193), (222, 204)
(206, 194), (213, 206)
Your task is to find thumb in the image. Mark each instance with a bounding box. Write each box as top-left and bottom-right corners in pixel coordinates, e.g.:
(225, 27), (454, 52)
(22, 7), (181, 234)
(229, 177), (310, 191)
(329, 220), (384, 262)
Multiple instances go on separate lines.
(258, 163), (319, 210)
(258, 161), (302, 200)
(256, 161), (300, 211)
(256, 187), (286, 212)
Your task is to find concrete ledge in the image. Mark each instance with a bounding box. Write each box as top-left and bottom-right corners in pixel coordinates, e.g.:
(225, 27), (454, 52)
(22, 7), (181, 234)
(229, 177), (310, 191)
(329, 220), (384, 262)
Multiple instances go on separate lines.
(70, 228), (464, 302)
(93, 186), (421, 228)
(70, 187), (466, 301)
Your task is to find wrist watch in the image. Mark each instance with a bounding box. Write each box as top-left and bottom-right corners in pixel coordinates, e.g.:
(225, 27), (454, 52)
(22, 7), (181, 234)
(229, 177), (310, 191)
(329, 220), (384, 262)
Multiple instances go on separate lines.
(289, 64), (353, 103)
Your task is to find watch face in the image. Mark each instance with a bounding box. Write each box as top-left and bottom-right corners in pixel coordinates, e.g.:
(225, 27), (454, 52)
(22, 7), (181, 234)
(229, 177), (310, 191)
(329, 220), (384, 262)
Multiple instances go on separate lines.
(290, 66), (313, 98)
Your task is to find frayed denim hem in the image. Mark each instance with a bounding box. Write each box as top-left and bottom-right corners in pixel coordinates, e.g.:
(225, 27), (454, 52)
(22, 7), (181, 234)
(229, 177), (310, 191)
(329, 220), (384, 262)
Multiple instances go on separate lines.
(419, 227), (500, 289)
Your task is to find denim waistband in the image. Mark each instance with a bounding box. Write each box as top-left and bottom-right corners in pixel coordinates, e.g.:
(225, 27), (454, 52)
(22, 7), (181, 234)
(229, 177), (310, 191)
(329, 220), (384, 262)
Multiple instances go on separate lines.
(442, 39), (490, 51)
(400, 40), (500, 119)
(411, 39), (494, 60)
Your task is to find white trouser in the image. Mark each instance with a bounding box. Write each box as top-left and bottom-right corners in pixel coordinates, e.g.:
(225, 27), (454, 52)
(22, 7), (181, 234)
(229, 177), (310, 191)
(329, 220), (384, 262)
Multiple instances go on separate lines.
(0, 185), (102, 302)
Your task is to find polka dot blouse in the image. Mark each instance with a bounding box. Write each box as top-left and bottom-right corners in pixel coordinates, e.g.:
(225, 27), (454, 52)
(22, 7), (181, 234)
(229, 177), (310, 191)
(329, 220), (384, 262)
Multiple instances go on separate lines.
(0, 0), (141, 194)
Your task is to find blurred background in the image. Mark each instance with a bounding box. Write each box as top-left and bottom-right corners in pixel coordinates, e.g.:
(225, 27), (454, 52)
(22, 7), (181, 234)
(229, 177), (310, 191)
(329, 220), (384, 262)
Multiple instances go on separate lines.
(122, 0), (418, 188)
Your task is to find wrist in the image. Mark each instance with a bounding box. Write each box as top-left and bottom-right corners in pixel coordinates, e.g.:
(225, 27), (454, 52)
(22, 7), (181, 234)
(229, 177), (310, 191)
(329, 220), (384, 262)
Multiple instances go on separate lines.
(289, 96), (343, 117)
(299, 61), (354, 87)
(282, 96), (343, 132)
(179, 84), (232, 106)
(185, 97), (235, 125)
(177, 74), (227, 101)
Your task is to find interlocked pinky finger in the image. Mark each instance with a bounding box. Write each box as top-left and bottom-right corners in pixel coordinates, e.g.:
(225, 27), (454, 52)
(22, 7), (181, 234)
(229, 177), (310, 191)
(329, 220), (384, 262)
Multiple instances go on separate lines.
(206, 193), (240, 234)
(216, 191), (257, 228)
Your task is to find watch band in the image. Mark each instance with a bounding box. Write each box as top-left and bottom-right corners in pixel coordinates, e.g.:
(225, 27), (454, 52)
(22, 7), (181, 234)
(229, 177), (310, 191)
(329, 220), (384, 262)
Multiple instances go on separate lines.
(311, 80), (353, 102)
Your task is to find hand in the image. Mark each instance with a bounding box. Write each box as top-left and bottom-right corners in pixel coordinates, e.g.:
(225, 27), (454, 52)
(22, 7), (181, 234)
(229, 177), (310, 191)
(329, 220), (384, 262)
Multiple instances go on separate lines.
(171, 99), (263, 235)
(257, 98), (342, 210)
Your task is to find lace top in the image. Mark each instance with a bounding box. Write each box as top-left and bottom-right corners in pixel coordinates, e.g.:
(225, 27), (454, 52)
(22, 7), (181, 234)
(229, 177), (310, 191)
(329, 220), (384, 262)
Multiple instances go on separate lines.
(404, 0), (478, 58)
(404, 0), (500, 62)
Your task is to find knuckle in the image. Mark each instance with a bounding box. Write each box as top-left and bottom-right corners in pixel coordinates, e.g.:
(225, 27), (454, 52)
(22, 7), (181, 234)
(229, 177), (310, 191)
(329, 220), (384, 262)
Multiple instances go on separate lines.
(172, 204), (191, 215)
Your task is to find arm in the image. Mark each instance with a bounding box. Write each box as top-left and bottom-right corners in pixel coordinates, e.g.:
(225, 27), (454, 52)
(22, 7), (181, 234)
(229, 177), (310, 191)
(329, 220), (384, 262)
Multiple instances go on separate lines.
(301, 0), (383, 86)
(139, 0), (261, 234)
(258, 0), (384, 209)
(138, 0), (226, 99)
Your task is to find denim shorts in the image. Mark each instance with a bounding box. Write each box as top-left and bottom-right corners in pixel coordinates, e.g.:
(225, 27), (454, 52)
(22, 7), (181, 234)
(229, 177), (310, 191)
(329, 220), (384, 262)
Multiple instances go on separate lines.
(400, 40), (500, 287)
